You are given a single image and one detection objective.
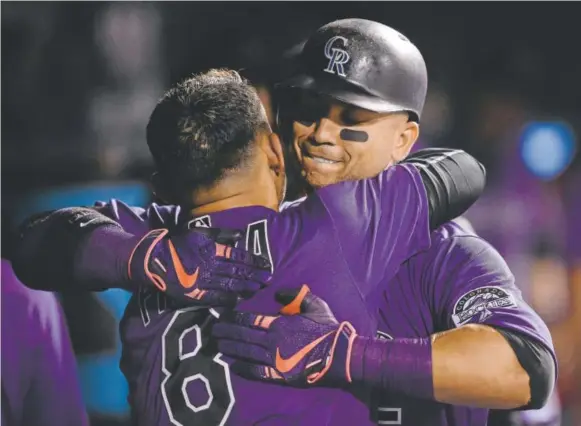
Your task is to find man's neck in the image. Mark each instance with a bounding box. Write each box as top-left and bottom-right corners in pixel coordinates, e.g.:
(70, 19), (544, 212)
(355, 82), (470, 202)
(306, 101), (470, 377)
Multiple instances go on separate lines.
(190, 193), (278, 217)
(188, 179), (280, 217)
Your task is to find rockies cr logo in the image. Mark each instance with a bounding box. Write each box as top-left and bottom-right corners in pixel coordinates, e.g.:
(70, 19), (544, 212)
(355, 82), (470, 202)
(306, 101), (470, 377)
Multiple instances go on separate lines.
(323, 36), (350, 77)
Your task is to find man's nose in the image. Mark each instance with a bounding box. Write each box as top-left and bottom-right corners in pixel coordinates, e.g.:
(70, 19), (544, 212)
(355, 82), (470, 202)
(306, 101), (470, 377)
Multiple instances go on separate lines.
(312, 118), (340, 146)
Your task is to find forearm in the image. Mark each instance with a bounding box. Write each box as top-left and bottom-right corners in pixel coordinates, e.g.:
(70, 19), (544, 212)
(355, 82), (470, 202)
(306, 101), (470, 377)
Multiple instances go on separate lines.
(432, 324), (530, 408)
(349, 325), (534, 409)
(12, 208), (139, 292)
(73, 225), (141, 291)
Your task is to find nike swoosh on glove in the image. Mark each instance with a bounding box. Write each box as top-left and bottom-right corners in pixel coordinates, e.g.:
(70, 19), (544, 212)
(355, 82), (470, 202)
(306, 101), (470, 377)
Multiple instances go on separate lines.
(128, 227), (272, 308)
(212, 284), (357, 386)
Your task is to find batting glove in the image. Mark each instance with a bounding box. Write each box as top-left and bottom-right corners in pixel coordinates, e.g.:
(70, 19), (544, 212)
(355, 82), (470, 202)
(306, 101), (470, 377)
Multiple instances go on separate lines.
(128, 227), (272, 307)
(212, 285), (357, 386)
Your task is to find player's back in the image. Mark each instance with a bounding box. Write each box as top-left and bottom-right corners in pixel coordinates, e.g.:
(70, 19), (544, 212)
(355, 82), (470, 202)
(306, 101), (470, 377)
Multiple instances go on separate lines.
(117, 202), (381, 426)
(211, 199), (384, 426)
(115, 164), (432, 425)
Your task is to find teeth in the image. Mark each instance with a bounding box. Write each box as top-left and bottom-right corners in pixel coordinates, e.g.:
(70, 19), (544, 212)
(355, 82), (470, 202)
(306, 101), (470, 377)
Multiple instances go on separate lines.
(311, 155), (338, 164)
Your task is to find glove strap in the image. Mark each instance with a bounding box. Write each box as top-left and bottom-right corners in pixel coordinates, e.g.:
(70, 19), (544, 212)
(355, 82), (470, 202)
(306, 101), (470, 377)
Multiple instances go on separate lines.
(128, 229), (169, 291)
(307, 321), (357, 385)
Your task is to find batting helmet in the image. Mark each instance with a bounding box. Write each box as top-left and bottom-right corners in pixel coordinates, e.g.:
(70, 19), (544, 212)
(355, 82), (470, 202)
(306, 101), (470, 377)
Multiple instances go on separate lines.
(277, 19), (428, 121)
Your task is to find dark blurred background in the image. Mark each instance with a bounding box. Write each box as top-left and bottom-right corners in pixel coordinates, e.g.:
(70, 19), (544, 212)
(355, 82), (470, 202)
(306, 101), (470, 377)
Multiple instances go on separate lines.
(2, 2), (580, 425)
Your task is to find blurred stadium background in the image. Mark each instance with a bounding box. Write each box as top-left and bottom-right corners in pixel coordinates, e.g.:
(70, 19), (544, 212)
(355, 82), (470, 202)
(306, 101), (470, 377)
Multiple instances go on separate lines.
(2, 2), (580, 425)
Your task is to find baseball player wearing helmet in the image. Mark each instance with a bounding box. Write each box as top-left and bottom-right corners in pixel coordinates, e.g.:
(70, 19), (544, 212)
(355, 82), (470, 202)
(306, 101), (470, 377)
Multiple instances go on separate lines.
(220, 18), (556, 425)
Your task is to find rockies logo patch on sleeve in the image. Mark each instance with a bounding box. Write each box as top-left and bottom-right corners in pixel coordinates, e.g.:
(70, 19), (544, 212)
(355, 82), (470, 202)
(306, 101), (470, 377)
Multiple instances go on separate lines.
(451, 286), (517, 327)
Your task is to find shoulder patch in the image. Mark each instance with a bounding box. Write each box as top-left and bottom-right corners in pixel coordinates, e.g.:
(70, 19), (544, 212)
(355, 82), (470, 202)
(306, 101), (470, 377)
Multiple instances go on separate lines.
(452, 286), (517, 327)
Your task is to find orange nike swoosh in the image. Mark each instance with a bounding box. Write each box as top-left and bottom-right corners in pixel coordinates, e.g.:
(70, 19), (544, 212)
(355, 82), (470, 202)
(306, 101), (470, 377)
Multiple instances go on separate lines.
(275, 331), (334, 373)
(168, 241), (200, 289)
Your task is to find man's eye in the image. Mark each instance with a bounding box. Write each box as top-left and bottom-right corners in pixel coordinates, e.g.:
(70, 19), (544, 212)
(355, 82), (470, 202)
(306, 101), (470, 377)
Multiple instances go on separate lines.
(295, 115), (317, 126)
(340, 112), (364, 127)
(280, 91), (343, 128)
(279, 105), (316, 126)
(288, 107), (324, 127)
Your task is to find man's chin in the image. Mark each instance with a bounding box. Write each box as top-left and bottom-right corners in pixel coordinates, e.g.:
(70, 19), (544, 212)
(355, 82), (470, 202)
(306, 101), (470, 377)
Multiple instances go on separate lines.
(305, 173), (341, 190)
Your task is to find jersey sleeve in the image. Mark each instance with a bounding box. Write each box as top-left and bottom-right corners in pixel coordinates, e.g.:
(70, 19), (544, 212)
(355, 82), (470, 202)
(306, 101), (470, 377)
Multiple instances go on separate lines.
(11, 200), (179, 293)
(94, 199), (184, 232)
(426, 233), (555, 353)
(314, 163), (431, 285)
(402, 148), (486, 230)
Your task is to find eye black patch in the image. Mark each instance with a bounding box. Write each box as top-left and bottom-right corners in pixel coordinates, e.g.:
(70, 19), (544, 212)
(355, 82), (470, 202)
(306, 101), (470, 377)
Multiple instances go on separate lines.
(340, 128), (369, 142)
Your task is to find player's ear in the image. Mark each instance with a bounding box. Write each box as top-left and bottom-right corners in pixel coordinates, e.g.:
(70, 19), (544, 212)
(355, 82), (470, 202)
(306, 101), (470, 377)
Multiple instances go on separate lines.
(264, 131), (286, 177)
(392, 117), (419, 162)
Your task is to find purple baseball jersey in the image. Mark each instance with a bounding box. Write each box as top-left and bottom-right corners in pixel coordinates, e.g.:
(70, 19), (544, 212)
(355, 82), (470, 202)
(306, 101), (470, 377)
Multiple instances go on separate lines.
(101, 162), (553, 426)
(370, 221), (555, 426)
(1, 259), (89, 426)
(102, 164), (430, 426)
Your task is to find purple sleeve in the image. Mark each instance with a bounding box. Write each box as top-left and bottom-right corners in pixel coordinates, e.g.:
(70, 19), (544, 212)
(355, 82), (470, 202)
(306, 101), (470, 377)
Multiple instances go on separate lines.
(93, 199), (182, 233)
(24, 295), (89, 426)
(13, 199), (179, 293)
(315, 164), (431, 284)
(93, 199), (148, 231)
(73, 200), (179, 291)
(427, 234), (555, 353)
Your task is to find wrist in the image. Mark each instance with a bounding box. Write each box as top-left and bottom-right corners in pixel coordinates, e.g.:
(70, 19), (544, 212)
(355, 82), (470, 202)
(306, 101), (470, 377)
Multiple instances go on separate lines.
(349, 335), (434, 400)
(126, 229), (169, 292)
(308, 322), (358, 386)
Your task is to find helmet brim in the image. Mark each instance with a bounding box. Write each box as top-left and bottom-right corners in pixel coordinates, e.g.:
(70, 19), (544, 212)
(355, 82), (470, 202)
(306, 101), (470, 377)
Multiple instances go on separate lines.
(276, 74), (409, 115)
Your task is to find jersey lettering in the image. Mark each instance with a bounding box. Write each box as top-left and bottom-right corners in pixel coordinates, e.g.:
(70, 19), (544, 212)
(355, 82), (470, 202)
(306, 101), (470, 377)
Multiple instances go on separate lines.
(156, 216), (274, 425)
(138, 288), (167, 327)
(246, 220), (274, 273)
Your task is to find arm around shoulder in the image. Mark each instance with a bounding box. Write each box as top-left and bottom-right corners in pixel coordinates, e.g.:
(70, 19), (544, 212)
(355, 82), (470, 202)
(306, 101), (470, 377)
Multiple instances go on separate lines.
(12, 206), (137, 292)
(348, 231), (556, 409)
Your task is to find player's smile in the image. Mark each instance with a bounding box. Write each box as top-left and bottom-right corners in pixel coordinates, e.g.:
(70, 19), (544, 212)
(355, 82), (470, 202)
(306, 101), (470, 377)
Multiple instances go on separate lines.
(306, 153), (339, 165)
(301, 142), (344, 164)
(296, 136), (347, 185)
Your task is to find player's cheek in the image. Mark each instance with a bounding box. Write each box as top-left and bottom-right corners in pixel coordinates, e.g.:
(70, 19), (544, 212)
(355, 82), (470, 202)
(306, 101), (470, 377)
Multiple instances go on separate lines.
(369, 126), (397, 167)
(292, 121), (312, 136)
(293, 121), (314, 141)
(345, 142), (386, 180)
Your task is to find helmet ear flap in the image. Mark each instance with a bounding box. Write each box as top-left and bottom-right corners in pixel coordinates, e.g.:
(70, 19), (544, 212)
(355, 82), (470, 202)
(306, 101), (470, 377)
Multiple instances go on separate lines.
(271, 87), (293, 139)
(272, 86), (291, 131)
(274, 93), (282, 130)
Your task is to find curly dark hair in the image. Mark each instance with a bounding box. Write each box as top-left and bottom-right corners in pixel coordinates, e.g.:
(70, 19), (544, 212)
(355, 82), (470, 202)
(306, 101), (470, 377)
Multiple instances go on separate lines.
(146, 69), (270, 192)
